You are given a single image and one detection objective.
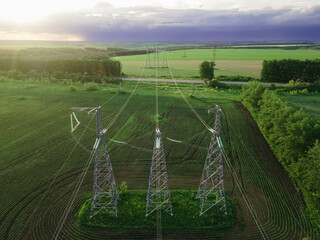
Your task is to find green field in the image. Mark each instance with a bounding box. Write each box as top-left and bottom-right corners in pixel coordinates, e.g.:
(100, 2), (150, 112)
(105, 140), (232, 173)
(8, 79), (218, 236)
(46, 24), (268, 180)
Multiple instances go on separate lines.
(282, 94), (320, 120)
(0, 76), (318, 239)
(0, 41), (210, 50)
(116, 48), (320, 79)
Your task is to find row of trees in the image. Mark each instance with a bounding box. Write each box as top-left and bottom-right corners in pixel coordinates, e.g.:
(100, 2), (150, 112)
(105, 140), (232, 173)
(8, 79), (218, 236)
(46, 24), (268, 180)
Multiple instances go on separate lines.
(261, 59), (320, 83)
(242, 81), (320, 224)
(0, 58), (122, 77)
(1, 69), (120, 84)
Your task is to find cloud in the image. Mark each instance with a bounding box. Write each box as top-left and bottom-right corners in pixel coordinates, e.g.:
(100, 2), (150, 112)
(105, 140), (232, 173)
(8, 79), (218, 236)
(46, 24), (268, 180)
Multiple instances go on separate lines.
(1, 4), (320, 41)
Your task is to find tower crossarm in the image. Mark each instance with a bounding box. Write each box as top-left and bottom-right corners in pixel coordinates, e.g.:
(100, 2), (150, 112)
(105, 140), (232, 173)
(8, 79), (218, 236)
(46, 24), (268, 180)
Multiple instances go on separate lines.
(197, 105), (227, 215)
(71, 106), (119, 218)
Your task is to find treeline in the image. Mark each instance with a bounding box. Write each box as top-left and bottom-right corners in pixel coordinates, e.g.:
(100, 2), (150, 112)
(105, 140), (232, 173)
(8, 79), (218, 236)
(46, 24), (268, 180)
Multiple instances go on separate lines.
(0, 47), (146, 60)
(106, 47), (146, 57)
(242, 81), (320, 224)
(0, 58), (122, 77)
(1, 70), (120, 84)
(261, 59), (320, 83)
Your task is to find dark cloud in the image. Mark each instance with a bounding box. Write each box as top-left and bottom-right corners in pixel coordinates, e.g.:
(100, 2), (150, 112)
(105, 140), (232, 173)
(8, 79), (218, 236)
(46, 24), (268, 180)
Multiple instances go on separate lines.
(1, 4), (320, 41)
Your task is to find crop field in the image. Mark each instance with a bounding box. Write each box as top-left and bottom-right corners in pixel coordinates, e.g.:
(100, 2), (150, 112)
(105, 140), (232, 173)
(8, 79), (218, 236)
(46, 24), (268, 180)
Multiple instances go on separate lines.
(0, 41), (207, 50)
(116, 48), (320, 79)
(0, 73), (318, 239)
(282, 94), (320, 120)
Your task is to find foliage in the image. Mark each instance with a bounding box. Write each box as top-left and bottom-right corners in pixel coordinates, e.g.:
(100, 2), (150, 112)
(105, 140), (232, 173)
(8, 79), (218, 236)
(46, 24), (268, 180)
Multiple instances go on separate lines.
(69, 86), (76, 92)
(1, 79), (318, 238)
(199, 60), (215, 81)
(284, 80), (320, 93)
(296, 141), (320, 198)
(216, 75), (259, 82)
(261, 59), (320, 83)
(241, 82), (320, 225)
(119, 181), (128, 194)
(77, 190), (236, 233)
(85, 83), (98, 91)
(207, 79), (242, 90)
(282, 94), (320, 121)
(0, 69), (126, 85)
(0, 58), (122, 77)
(241, 81), (264, 112)
(208, 79), (226, 88)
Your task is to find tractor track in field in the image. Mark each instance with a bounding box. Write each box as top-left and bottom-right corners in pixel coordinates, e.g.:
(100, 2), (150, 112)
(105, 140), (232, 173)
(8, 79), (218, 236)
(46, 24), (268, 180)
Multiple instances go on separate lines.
(1, 100), (319, 239)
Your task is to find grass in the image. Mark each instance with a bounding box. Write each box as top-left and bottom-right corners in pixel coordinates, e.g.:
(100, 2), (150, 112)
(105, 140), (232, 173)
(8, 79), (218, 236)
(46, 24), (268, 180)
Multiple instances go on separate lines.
(116, 49), (320, 61)
(281, 94), (320, 120)
(0, 41), (203, 50)
(116, 48), (320, 79)
(0, 78), (318, 239)
(77, 190), (236, 234)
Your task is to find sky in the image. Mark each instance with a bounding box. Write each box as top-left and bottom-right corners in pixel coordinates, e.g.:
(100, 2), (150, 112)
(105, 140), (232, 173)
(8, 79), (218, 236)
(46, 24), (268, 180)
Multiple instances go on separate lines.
(0, 0), (320, 41)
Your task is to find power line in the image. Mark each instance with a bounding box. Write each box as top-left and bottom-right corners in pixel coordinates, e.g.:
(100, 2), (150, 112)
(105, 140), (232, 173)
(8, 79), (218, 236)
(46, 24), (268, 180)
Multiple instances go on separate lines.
(18, 113), (96, 240)
(167, 64), (214, 133)
(51, 62), (148, 238)
(221, 148), (269, 240)
(197, 106), (227, 215)
(52, 142), (96, 240)
(221, 110), (306, 233)
(104, 66), (145, 132)
(166, 57), (267, 238)
(156, 46), (159, 130)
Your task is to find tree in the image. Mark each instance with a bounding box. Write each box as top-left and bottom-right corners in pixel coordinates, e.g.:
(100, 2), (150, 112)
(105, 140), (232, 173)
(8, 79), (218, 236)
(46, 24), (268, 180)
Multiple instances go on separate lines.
(241, 81), (264, 112)
(296, 140), (320, 198)
(199, 60), (215, 81)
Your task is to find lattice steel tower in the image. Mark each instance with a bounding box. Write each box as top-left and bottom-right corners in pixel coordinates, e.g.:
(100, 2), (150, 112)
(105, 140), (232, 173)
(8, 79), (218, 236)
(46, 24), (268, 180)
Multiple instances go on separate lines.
(146, 129), (173, 217)
(71, 106), (119, 218)
(196, 105), (227, 215)
(145, 47), (152, 68)
(162, 48), (168, 68)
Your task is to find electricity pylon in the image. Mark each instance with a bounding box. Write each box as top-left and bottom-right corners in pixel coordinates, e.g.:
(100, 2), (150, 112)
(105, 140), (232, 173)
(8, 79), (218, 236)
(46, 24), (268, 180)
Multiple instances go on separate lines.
(153, 46), (159, 67)
(146, 128), (173, 217)
(211, 44), (217, 62)
(196, 105), (227, 215)
(71, 106), (120, 218)
(145, 47), (151, 68)
(182, 45), (187, 57)
(162, 48), (168, 68)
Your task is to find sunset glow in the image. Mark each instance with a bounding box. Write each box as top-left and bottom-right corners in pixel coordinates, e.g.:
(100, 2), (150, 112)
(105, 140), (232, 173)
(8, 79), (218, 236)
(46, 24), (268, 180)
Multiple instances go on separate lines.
(0, 0), (319, 41)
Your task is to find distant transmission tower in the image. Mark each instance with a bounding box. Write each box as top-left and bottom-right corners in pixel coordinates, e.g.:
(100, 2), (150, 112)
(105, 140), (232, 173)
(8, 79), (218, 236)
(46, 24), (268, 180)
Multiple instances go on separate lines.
(193, 85), (198, 97)
(211, 44), (217, 62)
(162, 48), (168, 68)
(196, 105), (227, 215)
(71, 106), (120, 218)
(182, 45), (187, 57)
(146, 129), (173, 217)
(145, 46), (152, 68)
(153, 46), (159, 67)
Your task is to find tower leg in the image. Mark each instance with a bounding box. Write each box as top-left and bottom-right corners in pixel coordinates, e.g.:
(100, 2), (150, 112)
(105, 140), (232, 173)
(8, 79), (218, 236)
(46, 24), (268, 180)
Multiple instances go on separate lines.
(197, 106), (227, 215)
(90, 108), (119, 218)
(146, 129), (173, 217)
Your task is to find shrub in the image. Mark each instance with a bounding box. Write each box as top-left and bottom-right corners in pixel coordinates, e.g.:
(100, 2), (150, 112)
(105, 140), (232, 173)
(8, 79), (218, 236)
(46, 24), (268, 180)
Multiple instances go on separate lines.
(69, 86), (76, 92)
(119, 181), (128, 195)
(85, 83), (98, 91)
(216, 75), (258, 82)
(241, 83), (320, 225)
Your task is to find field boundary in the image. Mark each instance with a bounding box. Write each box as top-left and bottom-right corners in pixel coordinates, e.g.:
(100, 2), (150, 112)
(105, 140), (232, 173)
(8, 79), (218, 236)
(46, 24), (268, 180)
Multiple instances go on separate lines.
(121, 78), (287, 86)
